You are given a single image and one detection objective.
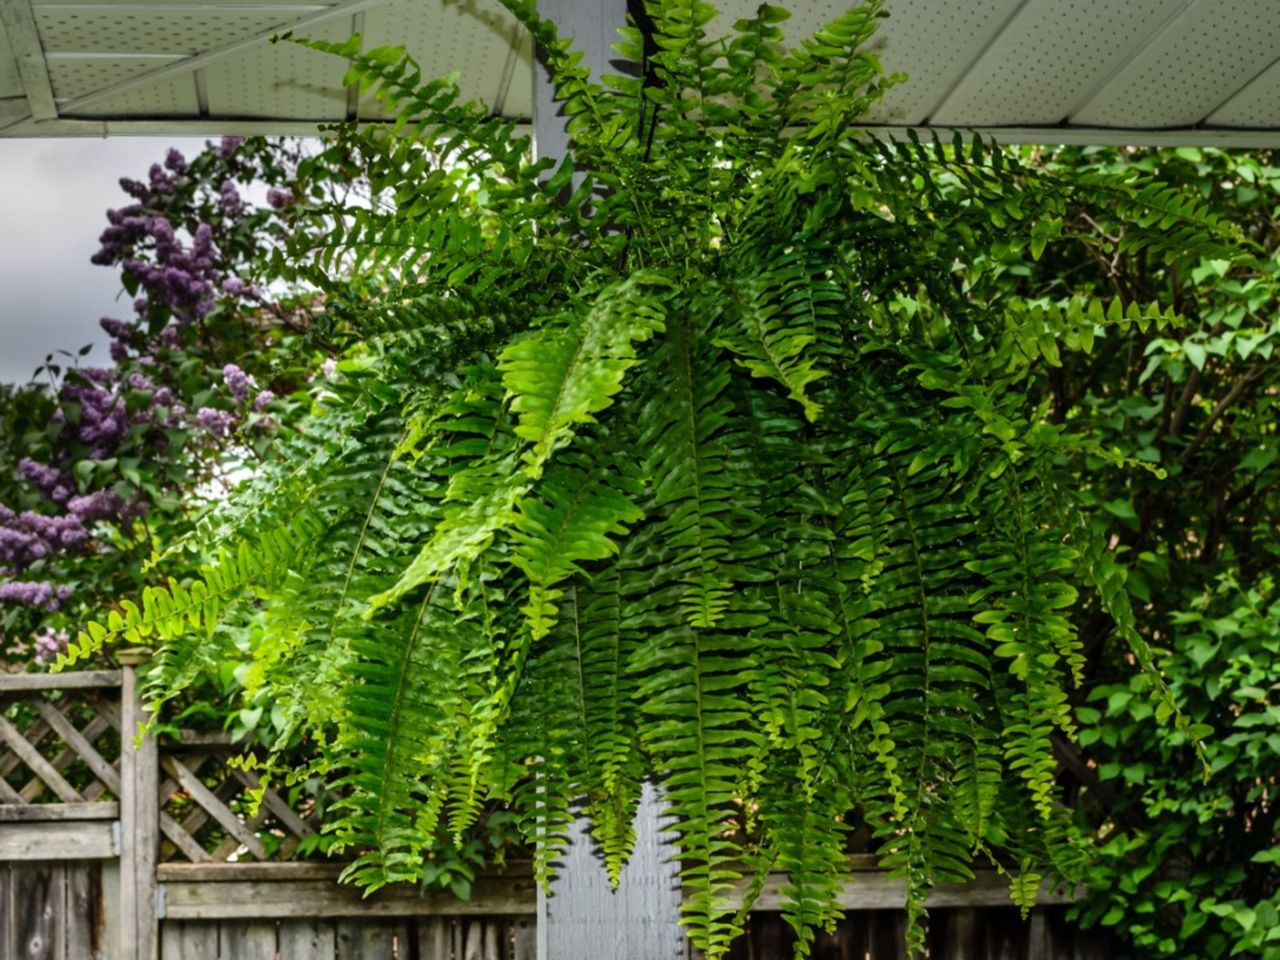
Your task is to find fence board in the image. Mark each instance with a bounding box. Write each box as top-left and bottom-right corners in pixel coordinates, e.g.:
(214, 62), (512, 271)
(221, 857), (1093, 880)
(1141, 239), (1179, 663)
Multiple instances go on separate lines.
(161, 875), (537, 919)
(0, 672), (122, 692)
(160, 920), (217, 960)
(347, 918), (405, 959)
(10, 862), (65, 960)
(65, 862), (107, 960)
(415, 917), (453, 959)
(219, 919), (277, 959)
(0, 802), (118, 822)
(512, 917), (537, 960)
(0, 822), (117, 860)
(279, 918), (336, 958)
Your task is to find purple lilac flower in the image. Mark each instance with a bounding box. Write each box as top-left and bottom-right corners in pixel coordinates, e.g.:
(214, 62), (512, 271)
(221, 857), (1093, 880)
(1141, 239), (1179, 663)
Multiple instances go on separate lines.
(153, 387), (174, 406)
(33, 628), (69, 665)
(196, 407), (236, 438)
(67, 490), (125, 523)
(222, 277), (248, 297)
(320, 358), (338, 379)
(0, 581), (69, 612)
(148, 163), (175, 195)
(20, 512), (88, 549)
(100, 317), (132, 339)
(125, 372), (156, 393)
(219, 136), (244, 158)
(223, 364), (252, 403)
(266, 188), (293, 210)
(164, 148), (187, 174)
(19, 459), (71, 503)
(219, 179), (244, 216)
(252, 390), (274, 411)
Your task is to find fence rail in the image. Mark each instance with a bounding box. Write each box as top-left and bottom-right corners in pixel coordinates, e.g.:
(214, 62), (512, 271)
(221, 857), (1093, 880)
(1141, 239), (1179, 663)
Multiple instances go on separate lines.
(0, 666), (1110, 960)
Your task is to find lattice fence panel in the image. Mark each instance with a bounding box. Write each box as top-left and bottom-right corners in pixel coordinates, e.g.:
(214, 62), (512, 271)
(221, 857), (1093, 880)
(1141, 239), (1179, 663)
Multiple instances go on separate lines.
(0, 685), (122, 813)
(158, 741), (326, 863)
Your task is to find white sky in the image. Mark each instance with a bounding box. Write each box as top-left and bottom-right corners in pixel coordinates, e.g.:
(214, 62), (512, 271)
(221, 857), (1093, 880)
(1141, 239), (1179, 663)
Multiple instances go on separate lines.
(0, 137), (211, 384)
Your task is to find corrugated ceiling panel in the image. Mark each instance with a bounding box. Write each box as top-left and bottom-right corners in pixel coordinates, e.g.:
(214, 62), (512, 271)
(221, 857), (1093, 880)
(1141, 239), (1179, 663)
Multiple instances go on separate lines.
(932, 0), (1188, 126)
(1206, 58), (1280, 128)
(1072, 0), (1280, 127)
(34, 7), (298, 56)
(202, 20), (349, 120)
(47, 54), (183, 100)
(358, 0), (521, 119)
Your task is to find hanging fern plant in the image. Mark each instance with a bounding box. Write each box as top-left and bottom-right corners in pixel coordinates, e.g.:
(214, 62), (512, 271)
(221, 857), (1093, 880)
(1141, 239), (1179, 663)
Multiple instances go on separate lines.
(56, 1), (1241, 955)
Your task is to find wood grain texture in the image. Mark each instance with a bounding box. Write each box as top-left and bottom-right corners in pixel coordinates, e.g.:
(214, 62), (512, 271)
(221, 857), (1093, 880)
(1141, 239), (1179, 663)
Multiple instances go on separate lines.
(65, 862), (107, 960)
(10, 862), (64, 959)
(160, 921), (217, 960)
(218, 919), (277, 959)
(161, 875), (536, 919)
(120, 664), (158, 960)
(278, 918), (336, 958)
(0, 672), (121, 692)
(0, 822), (117, 860)
(0, 803), (118, 822)
(0, 714), (82, 803)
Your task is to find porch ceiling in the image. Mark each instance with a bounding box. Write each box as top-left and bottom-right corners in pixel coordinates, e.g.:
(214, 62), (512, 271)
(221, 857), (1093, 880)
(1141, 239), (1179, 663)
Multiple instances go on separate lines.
(1, 0), (1278, 146)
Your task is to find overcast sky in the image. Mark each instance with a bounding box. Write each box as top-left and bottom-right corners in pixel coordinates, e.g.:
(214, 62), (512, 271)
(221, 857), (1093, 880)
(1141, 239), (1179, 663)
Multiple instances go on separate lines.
(0, 137), (210, 384)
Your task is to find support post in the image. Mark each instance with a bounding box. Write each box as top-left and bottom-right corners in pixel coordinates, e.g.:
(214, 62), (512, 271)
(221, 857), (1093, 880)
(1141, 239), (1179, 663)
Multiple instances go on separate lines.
(539, 783), (685, 960)
(532, 0), (626, 166)
(119, 656), (159, 960)
(531, 4), (686, 957)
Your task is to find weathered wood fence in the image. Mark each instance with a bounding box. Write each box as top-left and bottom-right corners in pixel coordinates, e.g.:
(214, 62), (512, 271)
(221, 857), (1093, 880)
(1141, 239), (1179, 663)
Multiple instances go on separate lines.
(0, 667), (1110, 959)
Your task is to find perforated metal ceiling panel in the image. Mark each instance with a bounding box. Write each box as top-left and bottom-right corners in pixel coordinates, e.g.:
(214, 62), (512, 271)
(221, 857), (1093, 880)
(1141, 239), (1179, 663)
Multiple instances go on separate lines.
(2, 0), (1280, 145)
(1071, 0), (1280, 128)
(358, 0), (524, 121)
(932, 0), (1189, 127)
(203, 19), (349, 119)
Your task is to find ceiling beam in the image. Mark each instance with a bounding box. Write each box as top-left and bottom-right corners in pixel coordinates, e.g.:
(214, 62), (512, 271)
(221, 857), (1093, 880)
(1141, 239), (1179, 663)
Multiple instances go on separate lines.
(55, 0), (394, 117)
(0, 0), (56, 120)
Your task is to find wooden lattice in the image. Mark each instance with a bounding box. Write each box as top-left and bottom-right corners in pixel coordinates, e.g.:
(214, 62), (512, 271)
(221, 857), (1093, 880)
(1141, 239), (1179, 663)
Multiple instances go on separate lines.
(0, 673), (123, 817)
(158, 739), (323, 863)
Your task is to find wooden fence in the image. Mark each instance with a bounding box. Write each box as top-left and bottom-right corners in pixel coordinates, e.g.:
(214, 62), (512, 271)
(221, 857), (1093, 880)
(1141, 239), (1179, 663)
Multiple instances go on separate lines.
(0, 667), (1111, 960)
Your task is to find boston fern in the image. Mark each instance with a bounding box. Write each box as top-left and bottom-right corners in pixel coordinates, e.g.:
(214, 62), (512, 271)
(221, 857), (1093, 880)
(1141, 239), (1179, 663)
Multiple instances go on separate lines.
(54, 1), (1243, 955)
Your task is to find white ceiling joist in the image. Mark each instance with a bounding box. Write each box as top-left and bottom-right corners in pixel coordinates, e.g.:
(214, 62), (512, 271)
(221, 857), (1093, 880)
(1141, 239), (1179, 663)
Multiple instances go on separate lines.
(0, 0), (56, 120)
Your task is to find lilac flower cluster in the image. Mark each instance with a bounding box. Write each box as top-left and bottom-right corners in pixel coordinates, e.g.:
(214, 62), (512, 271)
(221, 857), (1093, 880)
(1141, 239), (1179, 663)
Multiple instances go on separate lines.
(122, 222), (220, 323)
(0, 505), (88, 571)
(196, 407), (236, 438)
(19, 459), (71, 504)
(223, 363), (253, 403)
(33, 628), (69, 665)
(0, 581), (72, 612)
(219, 179), (245, 216)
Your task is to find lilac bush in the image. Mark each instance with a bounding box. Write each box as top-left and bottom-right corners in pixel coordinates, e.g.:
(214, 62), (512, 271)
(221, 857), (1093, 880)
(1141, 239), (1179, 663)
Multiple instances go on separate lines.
(0, 137), (332, 670)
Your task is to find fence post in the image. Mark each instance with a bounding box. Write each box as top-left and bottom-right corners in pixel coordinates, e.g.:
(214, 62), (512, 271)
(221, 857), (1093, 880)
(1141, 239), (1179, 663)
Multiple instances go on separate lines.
(119, 653), (159, 960)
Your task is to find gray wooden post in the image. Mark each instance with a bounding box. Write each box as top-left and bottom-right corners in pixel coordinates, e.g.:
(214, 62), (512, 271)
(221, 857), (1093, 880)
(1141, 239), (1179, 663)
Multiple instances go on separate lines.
(531, 3), (686, 957)
(119, 655), (159, 960)
(533, 0), (624, 167)
(538, 783), (685, 960)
